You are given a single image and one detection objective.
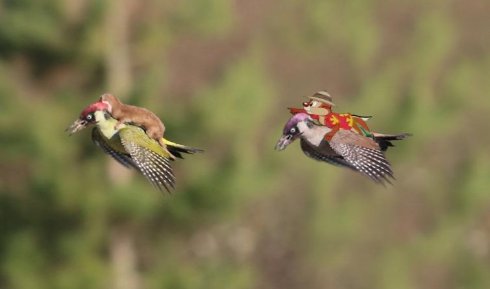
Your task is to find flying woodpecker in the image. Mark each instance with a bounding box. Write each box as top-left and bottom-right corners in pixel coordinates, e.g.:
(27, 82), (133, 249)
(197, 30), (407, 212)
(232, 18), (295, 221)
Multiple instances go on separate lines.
(275, 113), (410, 184)
(67, 102), (203, 192)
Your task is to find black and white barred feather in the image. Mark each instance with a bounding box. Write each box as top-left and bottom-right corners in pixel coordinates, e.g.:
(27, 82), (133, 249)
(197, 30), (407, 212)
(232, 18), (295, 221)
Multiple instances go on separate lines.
(121, 139), (176, 193)
(92, 128), (139, 170)
(300, 139), (357, 170)
(329, 142), (394, 184)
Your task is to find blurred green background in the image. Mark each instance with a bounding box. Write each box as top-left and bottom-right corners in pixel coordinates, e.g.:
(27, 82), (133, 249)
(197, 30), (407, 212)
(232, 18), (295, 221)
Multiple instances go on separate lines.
(1, 0), (490, 288)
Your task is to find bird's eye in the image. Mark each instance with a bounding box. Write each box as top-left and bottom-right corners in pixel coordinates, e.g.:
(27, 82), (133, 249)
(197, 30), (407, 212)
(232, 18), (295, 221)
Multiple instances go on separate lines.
(290, 127), (296, 134)
(86, 114), (93, 121)
(303, 102), (310, 107)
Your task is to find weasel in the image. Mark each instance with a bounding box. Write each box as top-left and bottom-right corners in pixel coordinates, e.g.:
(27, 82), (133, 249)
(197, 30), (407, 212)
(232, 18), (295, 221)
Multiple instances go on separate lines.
(100, 93), (166, 147)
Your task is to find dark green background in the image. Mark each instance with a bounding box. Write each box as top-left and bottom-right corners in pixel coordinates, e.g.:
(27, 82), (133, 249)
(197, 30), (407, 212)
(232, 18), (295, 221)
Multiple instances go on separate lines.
(1, 0), (489, 288)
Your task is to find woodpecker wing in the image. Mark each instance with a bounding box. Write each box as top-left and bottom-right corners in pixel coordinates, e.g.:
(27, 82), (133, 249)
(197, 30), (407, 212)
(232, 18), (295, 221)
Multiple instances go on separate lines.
(300, 138), (356, 170)
(328, 130), (394, 184)
(118, 126), (176, 193)
(91, 127), (139, 170)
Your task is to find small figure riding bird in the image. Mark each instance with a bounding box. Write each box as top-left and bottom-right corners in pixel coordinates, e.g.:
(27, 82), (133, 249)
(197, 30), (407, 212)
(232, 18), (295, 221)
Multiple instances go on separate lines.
(67, 94), (203, 192)
(276, 91), (410, 184)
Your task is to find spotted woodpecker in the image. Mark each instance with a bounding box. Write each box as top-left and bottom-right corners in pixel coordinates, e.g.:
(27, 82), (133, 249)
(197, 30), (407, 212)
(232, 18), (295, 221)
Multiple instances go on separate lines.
(275, 113), (410, 184)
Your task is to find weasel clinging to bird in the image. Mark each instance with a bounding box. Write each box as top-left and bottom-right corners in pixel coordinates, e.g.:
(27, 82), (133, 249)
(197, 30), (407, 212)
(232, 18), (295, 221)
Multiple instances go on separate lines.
(100, 93), (167, 148)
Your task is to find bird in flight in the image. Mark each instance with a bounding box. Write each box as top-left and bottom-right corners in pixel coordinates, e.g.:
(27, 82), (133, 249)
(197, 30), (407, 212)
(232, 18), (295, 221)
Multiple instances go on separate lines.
(67, 101), (203, 192)
(276, 91), (410, 184)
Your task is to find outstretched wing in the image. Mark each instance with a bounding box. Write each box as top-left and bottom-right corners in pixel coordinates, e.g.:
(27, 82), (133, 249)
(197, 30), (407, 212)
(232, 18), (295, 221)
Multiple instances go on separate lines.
(328, 130), (394, 184)
(91, 127), (139, 170)
(119, 127), (176, 193)
(300, 138), (356, 170)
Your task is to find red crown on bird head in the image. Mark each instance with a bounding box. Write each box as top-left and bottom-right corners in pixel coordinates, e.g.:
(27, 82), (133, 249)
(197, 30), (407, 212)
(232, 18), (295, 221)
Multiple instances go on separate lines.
(79, 101), (110, 118)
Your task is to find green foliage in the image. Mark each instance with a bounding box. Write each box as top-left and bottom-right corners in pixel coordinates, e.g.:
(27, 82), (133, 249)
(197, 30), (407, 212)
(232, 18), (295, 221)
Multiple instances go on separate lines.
(169, 0), (233, 36)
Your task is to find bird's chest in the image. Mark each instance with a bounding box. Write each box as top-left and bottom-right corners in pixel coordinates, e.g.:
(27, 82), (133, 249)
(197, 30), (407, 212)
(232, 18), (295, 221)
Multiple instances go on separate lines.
(298, 123), (331, 146)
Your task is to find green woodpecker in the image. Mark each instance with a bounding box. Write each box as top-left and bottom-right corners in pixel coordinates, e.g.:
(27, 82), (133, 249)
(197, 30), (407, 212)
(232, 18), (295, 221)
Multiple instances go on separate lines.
(67, 101), (203, 192)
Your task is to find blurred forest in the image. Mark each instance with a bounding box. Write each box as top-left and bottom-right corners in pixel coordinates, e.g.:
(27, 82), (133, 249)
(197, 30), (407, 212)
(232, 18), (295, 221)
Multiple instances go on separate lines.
(1, 0), (490, 288)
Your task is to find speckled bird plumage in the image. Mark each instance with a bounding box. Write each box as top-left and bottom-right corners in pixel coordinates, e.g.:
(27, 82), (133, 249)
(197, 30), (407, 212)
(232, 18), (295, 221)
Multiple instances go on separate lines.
(276, 112), (410, 184)
(93, 111), (176, 191)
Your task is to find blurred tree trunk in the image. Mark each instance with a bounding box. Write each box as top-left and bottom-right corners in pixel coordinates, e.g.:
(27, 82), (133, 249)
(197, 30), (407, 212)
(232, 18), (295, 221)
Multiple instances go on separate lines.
(105, 0), (133, 97)
(105, 0), (134, 187)
(109, 228), (141, 289)
(110, 228), (140, 289)
(105, 1), (140, 289)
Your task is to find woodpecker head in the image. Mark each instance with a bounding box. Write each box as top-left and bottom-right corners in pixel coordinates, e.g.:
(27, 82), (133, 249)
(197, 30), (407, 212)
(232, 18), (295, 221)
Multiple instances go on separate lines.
(66, 101), (110, 135)
(275, 113), (311, 151)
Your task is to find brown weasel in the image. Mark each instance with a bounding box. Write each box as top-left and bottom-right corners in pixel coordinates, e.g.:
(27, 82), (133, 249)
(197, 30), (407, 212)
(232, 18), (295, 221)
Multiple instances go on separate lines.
(100, 93), (166, 147)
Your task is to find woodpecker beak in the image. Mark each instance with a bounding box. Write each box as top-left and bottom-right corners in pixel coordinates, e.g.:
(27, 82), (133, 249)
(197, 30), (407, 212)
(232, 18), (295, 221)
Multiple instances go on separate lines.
(66, 118), (88, 135)
(275, 134), (294, 151)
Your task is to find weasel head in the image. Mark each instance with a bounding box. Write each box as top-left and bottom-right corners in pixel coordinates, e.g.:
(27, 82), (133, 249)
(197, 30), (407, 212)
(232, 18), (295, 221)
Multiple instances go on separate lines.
(99, 93), (121, 112)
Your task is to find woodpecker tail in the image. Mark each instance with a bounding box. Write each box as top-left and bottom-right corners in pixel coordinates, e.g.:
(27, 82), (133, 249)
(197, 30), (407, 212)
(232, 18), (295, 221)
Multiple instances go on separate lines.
(373, 132), (411, 151)
(161, 138), (204, 159)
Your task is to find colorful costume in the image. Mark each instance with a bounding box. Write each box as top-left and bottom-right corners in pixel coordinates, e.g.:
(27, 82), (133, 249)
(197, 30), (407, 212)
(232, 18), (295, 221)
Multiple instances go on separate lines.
(289, 91), (372, 141)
